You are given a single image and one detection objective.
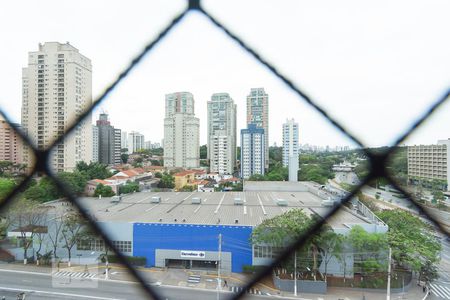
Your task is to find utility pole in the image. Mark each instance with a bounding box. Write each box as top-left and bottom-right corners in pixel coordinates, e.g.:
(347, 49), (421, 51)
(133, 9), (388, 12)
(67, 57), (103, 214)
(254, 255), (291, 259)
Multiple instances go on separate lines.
(387, 247), (392, 300)
(217, 233), (222, 300)
(294, 251), (297, 296)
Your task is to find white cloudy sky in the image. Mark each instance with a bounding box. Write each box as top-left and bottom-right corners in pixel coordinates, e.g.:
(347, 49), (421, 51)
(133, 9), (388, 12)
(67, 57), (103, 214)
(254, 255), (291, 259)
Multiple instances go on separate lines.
(0, 0), (449, 148)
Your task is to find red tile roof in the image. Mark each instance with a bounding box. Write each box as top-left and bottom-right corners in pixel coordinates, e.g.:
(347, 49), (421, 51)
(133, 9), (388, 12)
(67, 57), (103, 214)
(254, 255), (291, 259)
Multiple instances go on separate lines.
(174, 170), (196, 177)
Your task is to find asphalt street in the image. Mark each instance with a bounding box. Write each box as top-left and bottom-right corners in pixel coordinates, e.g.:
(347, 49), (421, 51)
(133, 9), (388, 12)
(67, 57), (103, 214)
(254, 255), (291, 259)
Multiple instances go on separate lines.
(0, 269), (281, 300)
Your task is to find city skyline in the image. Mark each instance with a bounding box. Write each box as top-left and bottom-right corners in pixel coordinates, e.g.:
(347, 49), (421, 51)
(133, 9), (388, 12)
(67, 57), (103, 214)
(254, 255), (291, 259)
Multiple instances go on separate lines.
(1, 1), (448, 150)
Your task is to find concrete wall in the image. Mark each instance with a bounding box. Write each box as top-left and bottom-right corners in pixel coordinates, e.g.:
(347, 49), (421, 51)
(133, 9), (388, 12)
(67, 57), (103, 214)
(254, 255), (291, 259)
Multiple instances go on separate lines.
(273, 277), (327, 294)
(133, 223), (252, 272)
(244, 181), (309, 192)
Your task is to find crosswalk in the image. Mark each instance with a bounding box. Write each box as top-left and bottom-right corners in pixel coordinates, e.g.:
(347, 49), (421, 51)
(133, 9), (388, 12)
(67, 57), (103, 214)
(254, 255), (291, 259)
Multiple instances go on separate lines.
(229, 286), (270, 296)
(187, 274), (201, 284)
(430, 283), (450, 299)
(52, 271), (97, 279)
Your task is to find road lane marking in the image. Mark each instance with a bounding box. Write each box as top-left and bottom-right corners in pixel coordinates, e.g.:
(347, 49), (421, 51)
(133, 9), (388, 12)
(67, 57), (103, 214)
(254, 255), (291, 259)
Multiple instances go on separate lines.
(214, 194), (226, 214)
(0, 286), (123, 300)
(257, 194), (267, 215)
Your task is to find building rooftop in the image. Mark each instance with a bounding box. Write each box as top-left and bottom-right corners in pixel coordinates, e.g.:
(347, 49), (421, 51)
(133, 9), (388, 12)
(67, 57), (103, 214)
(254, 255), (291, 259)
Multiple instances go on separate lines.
(76, 190), (372, 228)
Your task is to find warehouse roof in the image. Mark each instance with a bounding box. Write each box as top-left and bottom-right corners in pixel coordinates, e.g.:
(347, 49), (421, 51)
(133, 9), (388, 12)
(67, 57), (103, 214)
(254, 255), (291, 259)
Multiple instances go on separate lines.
(76, 190), (373, 228)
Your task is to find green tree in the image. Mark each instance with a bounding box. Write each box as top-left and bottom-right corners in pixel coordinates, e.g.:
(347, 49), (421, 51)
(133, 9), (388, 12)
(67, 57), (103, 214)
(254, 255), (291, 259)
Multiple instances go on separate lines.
(157, 173), (175, 189)
(298, 164), (331, 184)
(24, 177), (60, 202)
(354, 160), (369, 181)
(248, 174), (266, 181)
(119, 181), (139, 194)
(76, 162), (111, 180)
(0, 161), (13, 176)
(200, 145), (207, 159)
(94, 184), (115, 197)
(57, 172), (88, 196)
(154, 172), (162, 178)
(121, 153), (129, 164)
(0, 178), (17, 200)
(180, 185), (196, 192)
(232, 182), (243, 191)
(252, 209), (333, 280)
(319, 230), (343, 281)
(132, 157), (143, 168)
(150, 159), (161, 166)
(269, 146), (282, 164)
(149, 147), (163, 157)
(376, 209), (441, 284)
(348, 225), (389, 279)
(60, 212), (87, 267)
(7, 198), (47, 264)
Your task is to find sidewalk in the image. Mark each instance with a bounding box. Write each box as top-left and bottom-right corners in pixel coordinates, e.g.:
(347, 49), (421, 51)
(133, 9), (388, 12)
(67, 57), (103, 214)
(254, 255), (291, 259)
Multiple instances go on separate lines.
(0, 262), (429, 299)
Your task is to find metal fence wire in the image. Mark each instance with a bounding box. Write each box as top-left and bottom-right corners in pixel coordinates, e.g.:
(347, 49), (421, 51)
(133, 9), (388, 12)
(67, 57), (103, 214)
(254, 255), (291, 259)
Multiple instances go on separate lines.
(1, 0), (449, 299)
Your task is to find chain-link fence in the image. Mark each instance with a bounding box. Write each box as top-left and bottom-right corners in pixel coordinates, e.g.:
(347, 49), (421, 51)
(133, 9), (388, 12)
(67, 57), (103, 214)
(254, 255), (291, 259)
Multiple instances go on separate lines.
(0, 0), (449, 299)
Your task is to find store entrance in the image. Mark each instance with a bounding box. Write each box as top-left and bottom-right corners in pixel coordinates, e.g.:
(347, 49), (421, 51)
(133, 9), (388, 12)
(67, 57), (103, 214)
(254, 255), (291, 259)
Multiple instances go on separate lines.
(166, 259), (190, 269)
(165, 259), (218, 270)
(192, 260), (217, 270)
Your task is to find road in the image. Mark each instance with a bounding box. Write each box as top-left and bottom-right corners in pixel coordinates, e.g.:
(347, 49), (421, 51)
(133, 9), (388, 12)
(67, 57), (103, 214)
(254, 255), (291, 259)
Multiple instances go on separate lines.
(0, 269), (278, 300)
(428, 233), (450, 300)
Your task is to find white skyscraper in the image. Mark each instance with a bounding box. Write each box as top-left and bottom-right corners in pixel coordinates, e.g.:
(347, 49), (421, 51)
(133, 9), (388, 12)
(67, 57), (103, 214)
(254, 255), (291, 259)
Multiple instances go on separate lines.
(247, 88), (269, 170)
(240, 124), (265, 179)
(207, 93), (237, 175)
(21, 42), (92, 172)
(127, 131), (145, 154)
(282, 118), (299, 182)
(164, 92), (200, 168)
(121, 131), (128, 149)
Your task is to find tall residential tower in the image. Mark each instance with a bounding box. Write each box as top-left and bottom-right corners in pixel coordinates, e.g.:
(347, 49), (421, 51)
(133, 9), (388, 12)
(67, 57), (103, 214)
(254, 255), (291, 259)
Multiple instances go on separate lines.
(282, 118), (299, 182)
(246, 88), (269, 170)
(0, 115), (24, 166)
(164, 92), (200, 168)
(207, 93), (237, 175)
(240, 124), (265, 179)
(21, 42), (92, 172)
(94, 113), (121, 165)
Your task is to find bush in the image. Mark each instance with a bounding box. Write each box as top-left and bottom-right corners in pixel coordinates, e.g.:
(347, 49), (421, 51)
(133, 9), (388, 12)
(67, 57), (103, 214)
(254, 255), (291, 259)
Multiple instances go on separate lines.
(242, 265), (267, 274)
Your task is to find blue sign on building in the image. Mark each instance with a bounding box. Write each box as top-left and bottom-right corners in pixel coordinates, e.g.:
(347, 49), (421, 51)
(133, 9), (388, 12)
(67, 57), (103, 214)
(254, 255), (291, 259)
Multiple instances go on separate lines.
(133, 223), (253, 272)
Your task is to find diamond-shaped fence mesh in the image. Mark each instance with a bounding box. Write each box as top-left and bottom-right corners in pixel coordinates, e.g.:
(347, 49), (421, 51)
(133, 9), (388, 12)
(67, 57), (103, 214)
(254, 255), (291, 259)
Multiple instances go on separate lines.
(0, 1), (449, 299)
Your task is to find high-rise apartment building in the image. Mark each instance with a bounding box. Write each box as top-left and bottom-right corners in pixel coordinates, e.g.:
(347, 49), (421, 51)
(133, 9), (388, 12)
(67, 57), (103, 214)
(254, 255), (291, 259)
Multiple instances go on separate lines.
(0, 115), (24, 166)
(127, 131), (145, 154)
(164, 92), (199, 168)
(408, 139), (450, 190)
(92, 126), (99, 162)
(282, 118), (299, 182)
(114, 129), (122, 164)
(93, 113), (121, 165)
(240, 124), (265, 179)
(207, 93), (237, 175)
(121, 131), (128, 150)
(21, 42), (92, 172)
(247, 88), (269, 170)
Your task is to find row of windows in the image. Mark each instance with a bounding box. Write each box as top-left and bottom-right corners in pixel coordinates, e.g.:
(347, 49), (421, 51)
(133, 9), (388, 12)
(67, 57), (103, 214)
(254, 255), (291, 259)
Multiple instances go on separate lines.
(254, 245), (283, 258)
(77, 239), (132, 253)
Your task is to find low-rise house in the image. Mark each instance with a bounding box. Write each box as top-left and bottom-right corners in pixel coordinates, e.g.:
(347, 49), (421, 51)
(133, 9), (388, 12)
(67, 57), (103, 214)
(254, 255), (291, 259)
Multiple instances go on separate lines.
(196, 180), (216, 192)
(85, 179), (120, 196)
(193, 169), (207, 180)
(206, 172), (220, 182)
(173, 170), (196, 190)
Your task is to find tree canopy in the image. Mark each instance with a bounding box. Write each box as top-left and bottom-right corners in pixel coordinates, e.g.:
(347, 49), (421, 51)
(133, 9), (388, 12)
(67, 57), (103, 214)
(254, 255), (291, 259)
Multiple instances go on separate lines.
(94, 184), (115, 197)
(157, 173), (175, 189)
(376, 209), (441, 283)
(76, 161), (112, 180)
